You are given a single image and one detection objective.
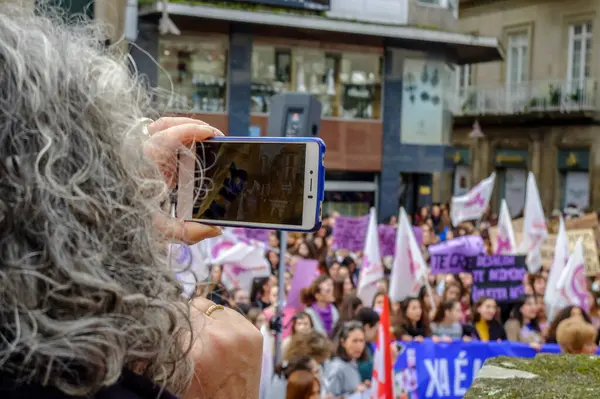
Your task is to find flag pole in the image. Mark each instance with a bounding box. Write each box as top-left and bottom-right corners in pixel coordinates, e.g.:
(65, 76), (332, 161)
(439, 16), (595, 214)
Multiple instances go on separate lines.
(274, 230), (286, 364)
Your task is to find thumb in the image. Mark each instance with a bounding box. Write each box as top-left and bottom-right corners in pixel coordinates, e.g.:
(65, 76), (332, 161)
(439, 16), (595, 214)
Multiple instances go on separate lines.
(155, 214), (222, 244)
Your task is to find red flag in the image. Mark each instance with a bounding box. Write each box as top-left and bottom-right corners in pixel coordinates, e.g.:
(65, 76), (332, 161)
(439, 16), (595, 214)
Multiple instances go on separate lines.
(371, 295), (393, 399)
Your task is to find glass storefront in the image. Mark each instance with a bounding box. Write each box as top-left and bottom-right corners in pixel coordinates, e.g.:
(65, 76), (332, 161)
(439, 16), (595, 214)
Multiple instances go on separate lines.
(157, 36), (228, 113)
(251, 44), (382, 119)
(323, 191), (375, 217)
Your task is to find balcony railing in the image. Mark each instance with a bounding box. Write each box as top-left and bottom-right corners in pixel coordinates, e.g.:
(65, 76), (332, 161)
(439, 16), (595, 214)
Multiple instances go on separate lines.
(451, 79), (598, 116)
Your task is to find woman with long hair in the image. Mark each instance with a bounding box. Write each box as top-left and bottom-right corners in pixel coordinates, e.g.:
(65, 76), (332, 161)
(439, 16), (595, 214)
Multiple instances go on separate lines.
(301, 275), (339, 336)
(269, 355), (319, 399)
(353, 308), (380, 382)
(324, 322), (368, 397)
(504, 295), (543, 345)
(281, 312), (314, 358)
(470, 296), (506, 342)
(250, 277), (272, 310)
(330, 294), (363, 339)
(394, 297), (431, 341)
(0, 4), (262, 399)
(286, 370), (320, 399)
(199, 264), (229, 306)
(431, 300), (470, 341)
(284, 331), (331, 398)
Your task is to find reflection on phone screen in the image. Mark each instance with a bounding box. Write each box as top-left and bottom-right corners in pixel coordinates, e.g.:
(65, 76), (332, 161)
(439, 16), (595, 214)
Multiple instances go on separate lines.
(193, 142), (306, 225)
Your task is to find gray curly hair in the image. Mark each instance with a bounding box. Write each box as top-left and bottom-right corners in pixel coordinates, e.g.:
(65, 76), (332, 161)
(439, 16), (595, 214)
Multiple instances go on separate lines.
(0, 3), (194, 396)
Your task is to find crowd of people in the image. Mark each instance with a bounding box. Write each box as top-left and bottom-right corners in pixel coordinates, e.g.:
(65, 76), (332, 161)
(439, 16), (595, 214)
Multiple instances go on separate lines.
(202, 204), (600, 399)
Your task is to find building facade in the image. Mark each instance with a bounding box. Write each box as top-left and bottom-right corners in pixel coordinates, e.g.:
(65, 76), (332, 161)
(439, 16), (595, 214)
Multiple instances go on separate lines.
(453, 0), (600, 216)
(133, 0), (501, 220)
(41, 0), (503, 220)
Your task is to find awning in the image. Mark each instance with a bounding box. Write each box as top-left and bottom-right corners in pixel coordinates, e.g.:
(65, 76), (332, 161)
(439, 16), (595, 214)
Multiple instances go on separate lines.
(139, 2), (504, 64)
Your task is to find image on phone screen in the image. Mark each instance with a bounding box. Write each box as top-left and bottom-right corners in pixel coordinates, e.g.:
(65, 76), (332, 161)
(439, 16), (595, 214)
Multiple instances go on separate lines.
(192, 142), (306, 226)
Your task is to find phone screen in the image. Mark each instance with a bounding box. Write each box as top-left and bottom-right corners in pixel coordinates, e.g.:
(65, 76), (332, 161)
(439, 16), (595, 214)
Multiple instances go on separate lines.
(192, 141), (306, 225)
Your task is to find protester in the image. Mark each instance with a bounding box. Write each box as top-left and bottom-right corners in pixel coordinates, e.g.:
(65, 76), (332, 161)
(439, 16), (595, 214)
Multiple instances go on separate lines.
(504, 295), (544, 345)
(431, 300), (470, 341)
(324, 322), (368, 397)
(556, 317), (598, 354)
(286, 370), (320, 399)
(252, 277), (273, 310)
(0, 4), (263, 399)
(270, 355), (316, 399)
(545, 305), (594, 344)
(353, 308), (380, 382)
(471, 297), (507, 342)
(281, 312), (314, 357)
(394, 297), (431, 341)
(301, 275), (339, 337)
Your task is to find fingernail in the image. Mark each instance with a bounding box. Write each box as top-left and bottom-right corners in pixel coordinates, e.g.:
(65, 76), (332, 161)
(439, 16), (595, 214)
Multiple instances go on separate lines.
(212, 127), (225, 136)
(208, 226), (223, 237)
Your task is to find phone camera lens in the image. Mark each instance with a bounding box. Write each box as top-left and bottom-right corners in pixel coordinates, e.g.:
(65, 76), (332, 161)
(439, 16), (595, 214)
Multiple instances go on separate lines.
(310, 170), (313, 175)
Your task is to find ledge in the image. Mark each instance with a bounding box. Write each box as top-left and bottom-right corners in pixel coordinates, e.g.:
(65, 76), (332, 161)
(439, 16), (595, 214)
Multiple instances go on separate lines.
(139, 1), (504, 64)
(466, 354), (600, 398)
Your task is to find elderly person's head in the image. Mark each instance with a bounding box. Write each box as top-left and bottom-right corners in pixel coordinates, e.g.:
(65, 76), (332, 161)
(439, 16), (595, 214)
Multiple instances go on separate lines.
(0, 4), (259, 399)
(556, 317), (598, 354)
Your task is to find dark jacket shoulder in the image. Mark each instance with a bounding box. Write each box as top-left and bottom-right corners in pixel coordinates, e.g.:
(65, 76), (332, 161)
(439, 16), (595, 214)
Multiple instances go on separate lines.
(0, 369), (178, 399)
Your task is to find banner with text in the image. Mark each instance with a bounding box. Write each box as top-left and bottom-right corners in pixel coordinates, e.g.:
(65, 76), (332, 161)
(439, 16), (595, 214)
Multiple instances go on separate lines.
(332, 215), (423, 255)
(393, 340), (564, 399)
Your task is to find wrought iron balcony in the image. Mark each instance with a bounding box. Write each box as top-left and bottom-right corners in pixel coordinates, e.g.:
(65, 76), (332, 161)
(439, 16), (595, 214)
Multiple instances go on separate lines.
(451, 79), (598, 116)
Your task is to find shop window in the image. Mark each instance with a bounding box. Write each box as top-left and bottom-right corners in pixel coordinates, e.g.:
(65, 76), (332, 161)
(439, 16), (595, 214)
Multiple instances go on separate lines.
(251, 45), (292, 113)
(558, 150), (590, 212)
(250, 44), (381, 119)
(157, 36), (228, 112)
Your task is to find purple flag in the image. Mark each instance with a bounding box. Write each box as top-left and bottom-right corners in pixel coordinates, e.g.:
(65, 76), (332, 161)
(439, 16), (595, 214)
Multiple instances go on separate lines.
(332, 215), (369, 252)
(286, 259), (319, 311)
(231, 227), (271, 245)
(244, 228), (271, 244)
(377, 225), (423, 257)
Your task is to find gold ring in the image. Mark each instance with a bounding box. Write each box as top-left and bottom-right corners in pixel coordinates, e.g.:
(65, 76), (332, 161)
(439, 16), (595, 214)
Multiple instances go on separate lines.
(204, 304), (225, 317)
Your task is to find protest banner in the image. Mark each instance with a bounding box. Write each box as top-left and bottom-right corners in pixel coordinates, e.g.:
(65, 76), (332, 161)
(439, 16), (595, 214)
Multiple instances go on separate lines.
(470, 255), (526, 303)
(333, 215), (423, 255)
(393, 340), (572, 399)
(512, 230), (599, 275)
(428, 236), (485, 259)
(430, 254), (472, 275)
(565, 212), (598, 230)
(286, 258), (319, 311)
(332, 215), (369, 251)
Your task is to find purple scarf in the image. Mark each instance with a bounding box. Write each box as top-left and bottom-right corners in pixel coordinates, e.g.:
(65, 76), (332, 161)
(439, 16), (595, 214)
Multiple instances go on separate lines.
(312, 303), (333, 335)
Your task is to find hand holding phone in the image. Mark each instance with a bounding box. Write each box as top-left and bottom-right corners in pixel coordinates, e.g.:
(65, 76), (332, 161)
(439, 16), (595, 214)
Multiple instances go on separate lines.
(176, 137), (325, 232)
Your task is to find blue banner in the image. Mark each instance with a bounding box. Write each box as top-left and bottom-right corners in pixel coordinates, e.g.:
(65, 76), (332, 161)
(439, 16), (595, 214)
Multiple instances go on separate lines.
(392, 340), (563, 399)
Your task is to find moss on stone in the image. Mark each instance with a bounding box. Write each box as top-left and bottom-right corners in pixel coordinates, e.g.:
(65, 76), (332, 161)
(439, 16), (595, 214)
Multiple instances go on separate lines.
(465, 354), (600, 399)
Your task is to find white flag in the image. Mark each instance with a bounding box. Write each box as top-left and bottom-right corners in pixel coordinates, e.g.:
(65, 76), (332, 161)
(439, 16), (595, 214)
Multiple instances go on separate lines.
(203, 229), (271, 293)
(258, 324), (272, 399)
(556, 238), (590, 311)
(518, 172), (548, 273)
(451, 172), (496, 227)
(357, 208), (384, 305)
(545, 216), (569, 320)
(495, 199), (517, 255)
(171, 243), (209, 299)
(389, 207), (428, 303)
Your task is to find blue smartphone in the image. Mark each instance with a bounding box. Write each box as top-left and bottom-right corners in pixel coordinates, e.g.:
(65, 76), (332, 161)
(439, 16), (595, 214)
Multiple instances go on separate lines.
(176, 136), (326, 232)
